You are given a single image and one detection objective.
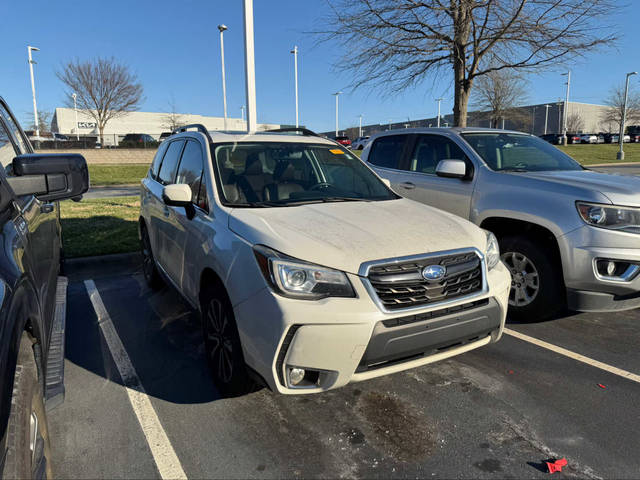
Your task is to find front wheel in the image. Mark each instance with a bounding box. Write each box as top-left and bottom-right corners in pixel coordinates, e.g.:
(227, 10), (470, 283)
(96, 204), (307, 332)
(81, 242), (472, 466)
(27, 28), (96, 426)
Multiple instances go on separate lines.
(4, 336), (52, 479)
(201, 286), (254, 397)
(500, 235), (565, 322)
(140, 224), (163, 290)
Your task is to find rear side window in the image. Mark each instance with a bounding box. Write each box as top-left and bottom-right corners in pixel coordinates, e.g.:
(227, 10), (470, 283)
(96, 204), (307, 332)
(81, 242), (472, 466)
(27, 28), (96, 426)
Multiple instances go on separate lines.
(157, 140), (185, 185)
(175, 140), (204, 205)
(150, 140), (170, 179)
(409, 135), (467, 174)
(368, 135), (406, 169)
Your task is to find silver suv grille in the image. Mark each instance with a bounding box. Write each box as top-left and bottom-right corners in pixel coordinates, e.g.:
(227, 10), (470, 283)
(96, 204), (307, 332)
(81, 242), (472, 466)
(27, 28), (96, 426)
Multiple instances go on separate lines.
(366, 251), (484, 311)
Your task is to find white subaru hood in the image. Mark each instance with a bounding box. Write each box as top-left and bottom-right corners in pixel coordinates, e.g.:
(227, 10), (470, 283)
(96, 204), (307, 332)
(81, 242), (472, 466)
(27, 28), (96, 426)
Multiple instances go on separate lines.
(229, 198), (486, 275)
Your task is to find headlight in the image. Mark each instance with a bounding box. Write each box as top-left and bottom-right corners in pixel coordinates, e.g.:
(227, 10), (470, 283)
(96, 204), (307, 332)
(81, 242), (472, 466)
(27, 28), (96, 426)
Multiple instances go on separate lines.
(253, 245), (355, 300)
(484, 231), (500, 270)
(577, 202), (640, 234)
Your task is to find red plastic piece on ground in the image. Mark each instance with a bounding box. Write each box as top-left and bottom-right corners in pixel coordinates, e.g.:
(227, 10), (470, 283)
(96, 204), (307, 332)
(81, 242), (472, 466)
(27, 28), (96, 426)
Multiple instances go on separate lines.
(546, 458), (568, 473)
(508, 370), (514, 374)
(598, 384), (606, 389)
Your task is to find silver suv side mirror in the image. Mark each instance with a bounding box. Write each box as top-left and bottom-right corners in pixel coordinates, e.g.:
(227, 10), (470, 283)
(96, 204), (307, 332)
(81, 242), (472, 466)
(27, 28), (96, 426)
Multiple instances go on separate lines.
(436, 159), (467, 179)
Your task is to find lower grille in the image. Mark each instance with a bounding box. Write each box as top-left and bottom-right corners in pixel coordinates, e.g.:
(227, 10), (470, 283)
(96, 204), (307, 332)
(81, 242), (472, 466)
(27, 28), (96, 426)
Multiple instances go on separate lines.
(366, 251), (484, 311)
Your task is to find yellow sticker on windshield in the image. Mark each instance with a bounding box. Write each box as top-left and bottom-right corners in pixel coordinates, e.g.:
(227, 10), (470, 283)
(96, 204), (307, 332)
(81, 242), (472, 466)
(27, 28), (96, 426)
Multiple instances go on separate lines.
(330, 149), (344, 154)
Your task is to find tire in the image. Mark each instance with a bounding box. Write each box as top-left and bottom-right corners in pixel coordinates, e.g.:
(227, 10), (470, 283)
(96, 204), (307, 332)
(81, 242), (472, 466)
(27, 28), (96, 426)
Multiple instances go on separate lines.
(200, 285), (254, 397)
(4, 335), (52, 480)
(140, 224), (163, 290)
(499, 235), (565, 322)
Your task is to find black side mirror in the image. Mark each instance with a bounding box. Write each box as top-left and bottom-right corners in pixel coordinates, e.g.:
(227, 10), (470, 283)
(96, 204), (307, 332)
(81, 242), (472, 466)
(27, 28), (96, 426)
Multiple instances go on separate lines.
(9, 153), (89, 202)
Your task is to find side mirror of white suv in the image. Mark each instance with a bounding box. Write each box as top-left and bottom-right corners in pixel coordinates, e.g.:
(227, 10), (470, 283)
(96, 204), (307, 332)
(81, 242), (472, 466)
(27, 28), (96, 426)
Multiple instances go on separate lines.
(162, 184), (195, 219)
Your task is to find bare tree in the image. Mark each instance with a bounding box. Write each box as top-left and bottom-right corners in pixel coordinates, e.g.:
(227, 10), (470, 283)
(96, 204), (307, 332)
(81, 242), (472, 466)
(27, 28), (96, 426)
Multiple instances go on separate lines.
(566, 113), (584, 133)
(601, 83), (640, 134)
(25, 110), (52, 135)
(160, 97), (185, 132)
(472, 70), (528, 128)
(56, 57), (143, 143)
(318, 0), (617, 126)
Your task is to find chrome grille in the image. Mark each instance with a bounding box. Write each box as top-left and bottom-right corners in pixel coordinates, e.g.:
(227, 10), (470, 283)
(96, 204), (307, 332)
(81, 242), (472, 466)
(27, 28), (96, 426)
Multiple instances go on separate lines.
(366, 251), (484, 311)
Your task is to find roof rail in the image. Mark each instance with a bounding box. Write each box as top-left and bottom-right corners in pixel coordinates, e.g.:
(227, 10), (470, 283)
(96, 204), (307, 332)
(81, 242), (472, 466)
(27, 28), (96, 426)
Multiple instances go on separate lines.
(172, 124), (213, 142)
(265, 127), (321, 137)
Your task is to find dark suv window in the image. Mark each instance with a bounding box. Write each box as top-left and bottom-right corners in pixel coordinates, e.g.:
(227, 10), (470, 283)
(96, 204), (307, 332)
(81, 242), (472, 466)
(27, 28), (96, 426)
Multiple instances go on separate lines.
(175, 140), (205, 206)
(157, 140), (185, 185)
(409, 135), (467, 174)
(368, 135), (406, 169)
(150, 140), (170, 179)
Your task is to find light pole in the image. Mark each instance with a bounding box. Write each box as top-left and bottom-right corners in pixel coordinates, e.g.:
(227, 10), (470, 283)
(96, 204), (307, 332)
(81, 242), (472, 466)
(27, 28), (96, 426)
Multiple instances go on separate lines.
(561, 71), (571, 145)
(290, 46), (299, 128)
(388, 118), (392, 130)
(436, 98), (444, 127)
(544, 104), (550, 135)
(332, 91), (342, 137)
(72, 93), (79, 140)
(358, 114), (363, 137)
(243, 0), (257, 132)
(27, 46), (40, 137)
(618, 71), (638, 160)
(240, 105), (246, 121)
(217, 24), (228, 130)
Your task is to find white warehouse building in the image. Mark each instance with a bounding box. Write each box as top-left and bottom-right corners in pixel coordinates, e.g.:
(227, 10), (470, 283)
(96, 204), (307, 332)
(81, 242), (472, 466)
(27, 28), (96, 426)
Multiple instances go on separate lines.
(51, 108), (281, 145)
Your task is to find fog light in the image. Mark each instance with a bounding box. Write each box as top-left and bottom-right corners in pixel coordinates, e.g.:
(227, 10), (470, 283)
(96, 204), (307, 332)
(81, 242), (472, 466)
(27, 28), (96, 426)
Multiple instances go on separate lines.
(288, 367), (306, 386)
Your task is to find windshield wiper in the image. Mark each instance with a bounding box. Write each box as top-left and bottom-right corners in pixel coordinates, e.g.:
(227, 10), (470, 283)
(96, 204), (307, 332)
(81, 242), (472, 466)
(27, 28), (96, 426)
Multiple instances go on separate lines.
(500, 168), (528, 173)
(318, 196), (371, 203)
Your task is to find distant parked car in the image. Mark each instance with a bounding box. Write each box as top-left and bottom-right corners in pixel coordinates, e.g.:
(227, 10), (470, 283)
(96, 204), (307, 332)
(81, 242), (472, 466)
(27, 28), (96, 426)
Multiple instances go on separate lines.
(596, 134), (605, 144)
(351, 136), (370, 150)
(539, 133), (563, 145)
(52, 133), (69, 141)
(579, 134), (598, 144)
(334, 135), (351, 147)
(610, 134), (631, 144)
(120, 133), (158, 147)
(159, 132), (173, 142)
(628, 133), (640, 143)
(567, 133), (581, 144)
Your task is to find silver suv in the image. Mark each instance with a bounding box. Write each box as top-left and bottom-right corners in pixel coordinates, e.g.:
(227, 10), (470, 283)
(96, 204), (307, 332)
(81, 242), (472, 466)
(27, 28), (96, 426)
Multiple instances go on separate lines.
(363, 128), (640, 322)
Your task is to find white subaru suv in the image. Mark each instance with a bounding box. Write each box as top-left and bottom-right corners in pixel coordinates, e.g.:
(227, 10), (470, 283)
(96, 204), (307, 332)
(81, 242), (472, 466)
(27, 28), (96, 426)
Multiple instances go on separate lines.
(139, 125), (511, 396)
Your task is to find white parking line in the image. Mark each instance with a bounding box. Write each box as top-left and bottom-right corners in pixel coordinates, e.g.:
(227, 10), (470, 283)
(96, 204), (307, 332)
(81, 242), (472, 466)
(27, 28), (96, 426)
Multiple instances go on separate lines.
(84, 280), (187, 480)
(504, 327), (640, 384)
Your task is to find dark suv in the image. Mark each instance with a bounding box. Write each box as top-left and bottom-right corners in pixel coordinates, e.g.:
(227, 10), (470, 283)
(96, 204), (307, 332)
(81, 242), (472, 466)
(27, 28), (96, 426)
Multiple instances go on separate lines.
(119, 133), (158, 148)
(0, 97), (88, 477)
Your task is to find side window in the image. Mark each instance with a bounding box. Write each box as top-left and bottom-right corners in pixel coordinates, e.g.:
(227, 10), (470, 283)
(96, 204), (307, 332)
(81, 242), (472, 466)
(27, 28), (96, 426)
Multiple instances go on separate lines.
(409, 135), (467, 174)
(157, 140), (185, 185)
(150, 141), (170, 180)
(175, 140), (204, 205)
(0, 120), (19, 172)
(0, 104), (28, 159)
(368, 135), (407, 170)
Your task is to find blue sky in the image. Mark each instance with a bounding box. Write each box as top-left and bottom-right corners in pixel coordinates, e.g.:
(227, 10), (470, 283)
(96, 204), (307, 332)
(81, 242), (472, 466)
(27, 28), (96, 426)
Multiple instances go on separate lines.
(1, 0), (639, 133)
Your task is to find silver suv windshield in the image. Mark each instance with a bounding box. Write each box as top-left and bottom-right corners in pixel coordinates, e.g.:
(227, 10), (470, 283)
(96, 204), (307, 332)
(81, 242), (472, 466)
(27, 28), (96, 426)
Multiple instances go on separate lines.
(461, 132), (583, 172)
(213, 142), (398, 207)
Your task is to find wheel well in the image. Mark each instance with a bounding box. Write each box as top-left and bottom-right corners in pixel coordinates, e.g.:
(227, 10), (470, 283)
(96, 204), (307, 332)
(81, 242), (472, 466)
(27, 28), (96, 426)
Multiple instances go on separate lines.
(138, 217), (146, 238)
(480, 217), (564, 276)
(199, 268), (228, 306)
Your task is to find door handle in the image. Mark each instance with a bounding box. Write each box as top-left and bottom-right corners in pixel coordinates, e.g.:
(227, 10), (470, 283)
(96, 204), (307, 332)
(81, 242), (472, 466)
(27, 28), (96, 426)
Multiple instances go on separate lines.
(163, 206), (170, 217)
(40, 203), (55, 214)
(400, 182), (415, 190)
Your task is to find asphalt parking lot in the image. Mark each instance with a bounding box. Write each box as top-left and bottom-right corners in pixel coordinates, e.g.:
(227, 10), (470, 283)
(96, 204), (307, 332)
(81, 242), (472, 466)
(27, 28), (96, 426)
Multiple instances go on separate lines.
(47, 260), (640, 479)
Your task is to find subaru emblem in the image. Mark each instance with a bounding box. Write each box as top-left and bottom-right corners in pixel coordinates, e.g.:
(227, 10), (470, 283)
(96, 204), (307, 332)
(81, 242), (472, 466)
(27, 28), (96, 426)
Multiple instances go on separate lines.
(422, 265), (446, 281)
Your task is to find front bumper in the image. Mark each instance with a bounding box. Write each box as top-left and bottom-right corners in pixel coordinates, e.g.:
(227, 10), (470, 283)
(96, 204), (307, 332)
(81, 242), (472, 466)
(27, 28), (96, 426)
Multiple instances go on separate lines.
(559, 226), (640, 312)
(233, 261), (510, 394)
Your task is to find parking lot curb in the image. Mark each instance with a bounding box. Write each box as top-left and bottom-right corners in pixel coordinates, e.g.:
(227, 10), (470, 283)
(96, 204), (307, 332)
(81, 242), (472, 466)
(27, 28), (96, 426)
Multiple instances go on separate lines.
(587, 162), (640, 167)
(63, 252), (141, 281)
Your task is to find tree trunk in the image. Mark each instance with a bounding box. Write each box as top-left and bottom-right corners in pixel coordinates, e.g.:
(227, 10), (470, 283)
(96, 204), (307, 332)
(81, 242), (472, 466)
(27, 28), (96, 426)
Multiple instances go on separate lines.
(453, 74), (471, 127)
(451, 0), (472, 127)
(99, 125), (105, 146)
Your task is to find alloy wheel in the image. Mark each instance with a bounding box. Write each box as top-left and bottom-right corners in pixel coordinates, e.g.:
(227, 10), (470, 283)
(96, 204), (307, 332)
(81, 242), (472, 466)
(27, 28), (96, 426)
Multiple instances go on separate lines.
(501, 251), (540, 307)
(205, 298), (234, 383)
(141, 230), (154, 281)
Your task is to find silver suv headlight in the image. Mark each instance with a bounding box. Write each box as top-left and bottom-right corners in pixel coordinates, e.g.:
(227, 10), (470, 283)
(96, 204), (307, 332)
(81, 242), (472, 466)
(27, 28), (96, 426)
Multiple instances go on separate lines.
(484, 231), (500, 270)
(253, 245), (355, 299)
(577, 202), (640, 234)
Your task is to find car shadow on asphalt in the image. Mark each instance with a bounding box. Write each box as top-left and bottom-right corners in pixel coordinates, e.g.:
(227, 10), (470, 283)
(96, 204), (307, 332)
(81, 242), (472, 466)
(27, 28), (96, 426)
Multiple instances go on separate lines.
(65, 275), (222, 404)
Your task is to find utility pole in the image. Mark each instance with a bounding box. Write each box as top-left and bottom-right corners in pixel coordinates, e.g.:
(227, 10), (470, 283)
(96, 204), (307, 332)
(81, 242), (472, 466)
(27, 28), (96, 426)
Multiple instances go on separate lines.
(217, 25), (228, 130)
(358, 114), (363, 137)
(332, 92), (342, 137)
(561, 71), (571, 145)
(388, 118), (392, 130)
(72, 93), (79, 140)
(531, 106), (537, 134)
(27, 46), (40, 137)
(243, 0), (257, 132)
(436, 98), (444, 127)
(617, 71), (638, 160)
(290, 46), (299, 128)
(544, 104), (550, 135)
(240, 105), (246, 121)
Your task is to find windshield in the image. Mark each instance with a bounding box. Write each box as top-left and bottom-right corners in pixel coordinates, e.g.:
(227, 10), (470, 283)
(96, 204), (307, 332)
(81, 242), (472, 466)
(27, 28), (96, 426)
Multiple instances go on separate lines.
(461, 133), (583, 172)
(213, 142), (398, 207)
